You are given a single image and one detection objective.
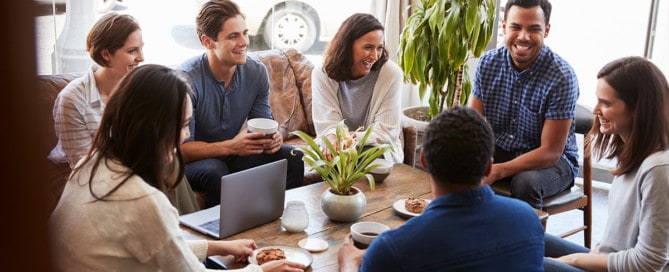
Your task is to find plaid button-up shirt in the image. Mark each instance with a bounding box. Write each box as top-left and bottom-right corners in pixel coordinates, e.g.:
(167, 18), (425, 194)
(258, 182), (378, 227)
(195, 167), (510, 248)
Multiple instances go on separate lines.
(472, 45), (580, 178)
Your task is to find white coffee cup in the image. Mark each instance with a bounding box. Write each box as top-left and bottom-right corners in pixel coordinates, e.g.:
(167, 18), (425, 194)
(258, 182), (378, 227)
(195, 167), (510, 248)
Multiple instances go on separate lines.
(247, 118), (278, 139)
(369, 158), (393, 182)
(350, 221), (390, 249)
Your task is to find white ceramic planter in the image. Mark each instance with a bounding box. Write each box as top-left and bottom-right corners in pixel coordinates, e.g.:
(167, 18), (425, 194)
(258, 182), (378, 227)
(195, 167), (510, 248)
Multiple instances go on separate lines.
(320, 187), (366, 222)
(401, 106), (430, 149)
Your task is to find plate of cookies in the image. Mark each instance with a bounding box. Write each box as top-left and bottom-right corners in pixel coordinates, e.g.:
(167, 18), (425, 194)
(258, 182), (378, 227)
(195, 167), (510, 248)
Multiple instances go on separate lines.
(249, 246), (313, 267)
(393, 197), (431, 219)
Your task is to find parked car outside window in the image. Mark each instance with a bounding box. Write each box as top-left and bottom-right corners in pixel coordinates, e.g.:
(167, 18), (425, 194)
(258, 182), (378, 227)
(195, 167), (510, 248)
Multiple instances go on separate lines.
(212, 0), (371, 53)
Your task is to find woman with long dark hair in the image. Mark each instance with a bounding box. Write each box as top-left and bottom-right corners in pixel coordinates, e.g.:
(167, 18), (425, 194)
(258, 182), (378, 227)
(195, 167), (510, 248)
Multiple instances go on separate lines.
(544, 56), (669, 271)
(48, 64), (304, 272)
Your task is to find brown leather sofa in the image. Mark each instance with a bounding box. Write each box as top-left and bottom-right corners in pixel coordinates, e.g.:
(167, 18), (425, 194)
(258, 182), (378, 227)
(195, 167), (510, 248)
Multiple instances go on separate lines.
(37, 48), (417, 211)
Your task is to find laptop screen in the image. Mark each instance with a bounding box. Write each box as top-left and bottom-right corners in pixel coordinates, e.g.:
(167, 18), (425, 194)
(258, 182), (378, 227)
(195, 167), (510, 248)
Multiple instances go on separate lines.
(179, 159), (287, 239)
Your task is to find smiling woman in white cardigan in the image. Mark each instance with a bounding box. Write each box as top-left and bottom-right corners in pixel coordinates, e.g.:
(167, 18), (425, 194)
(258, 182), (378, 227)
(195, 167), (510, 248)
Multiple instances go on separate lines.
(312, 13), (404, 164)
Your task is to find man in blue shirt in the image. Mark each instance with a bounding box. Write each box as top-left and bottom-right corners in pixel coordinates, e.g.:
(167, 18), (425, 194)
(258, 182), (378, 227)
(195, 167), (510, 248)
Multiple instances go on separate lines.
(470, 0), (579, 209)
(338, 107), (545, 272)
(177, 0), (303, 208)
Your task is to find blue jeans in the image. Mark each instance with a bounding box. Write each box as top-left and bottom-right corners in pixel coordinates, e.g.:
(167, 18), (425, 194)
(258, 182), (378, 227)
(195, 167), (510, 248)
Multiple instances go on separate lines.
(544, 233), (590, 271)
(203, 256), (226, 269)
(186, 145), (304, 208)
(494, 146), (574, 209)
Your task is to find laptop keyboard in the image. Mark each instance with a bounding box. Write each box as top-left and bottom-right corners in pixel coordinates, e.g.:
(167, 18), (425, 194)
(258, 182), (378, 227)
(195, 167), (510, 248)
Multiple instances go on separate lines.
(200, 219), (220, 234)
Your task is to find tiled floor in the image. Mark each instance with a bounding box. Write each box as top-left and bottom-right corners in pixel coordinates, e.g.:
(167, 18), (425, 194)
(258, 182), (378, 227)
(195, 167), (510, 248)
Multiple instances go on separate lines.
(548, 134), (613, 248)
(545, 186), (609, 248)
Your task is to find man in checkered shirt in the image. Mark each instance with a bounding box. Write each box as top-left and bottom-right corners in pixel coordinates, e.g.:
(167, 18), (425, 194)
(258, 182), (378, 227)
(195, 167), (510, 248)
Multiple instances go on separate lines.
(469, 0), (579, 209)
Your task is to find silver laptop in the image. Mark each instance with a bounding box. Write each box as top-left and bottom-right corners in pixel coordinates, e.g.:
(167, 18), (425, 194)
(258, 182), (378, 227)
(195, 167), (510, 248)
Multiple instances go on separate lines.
(179, 159), (287, 239)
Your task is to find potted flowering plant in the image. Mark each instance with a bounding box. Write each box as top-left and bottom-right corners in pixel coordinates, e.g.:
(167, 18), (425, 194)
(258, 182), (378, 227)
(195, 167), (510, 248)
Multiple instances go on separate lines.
(291, 121), (392, 221)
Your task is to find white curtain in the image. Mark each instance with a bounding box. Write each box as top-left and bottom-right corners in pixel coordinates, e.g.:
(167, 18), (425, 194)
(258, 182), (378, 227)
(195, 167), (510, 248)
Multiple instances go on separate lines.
(371, 0), (422, 108)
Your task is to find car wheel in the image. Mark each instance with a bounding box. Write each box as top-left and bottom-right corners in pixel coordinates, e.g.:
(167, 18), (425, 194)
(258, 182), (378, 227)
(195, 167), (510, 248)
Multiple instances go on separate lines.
(262, 7), (318, 53)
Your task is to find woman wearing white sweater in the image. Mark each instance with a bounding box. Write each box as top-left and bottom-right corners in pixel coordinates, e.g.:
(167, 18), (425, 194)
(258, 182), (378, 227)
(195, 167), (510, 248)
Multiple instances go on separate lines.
(312, 13), (404, 163)
(48, 64), (304, 272)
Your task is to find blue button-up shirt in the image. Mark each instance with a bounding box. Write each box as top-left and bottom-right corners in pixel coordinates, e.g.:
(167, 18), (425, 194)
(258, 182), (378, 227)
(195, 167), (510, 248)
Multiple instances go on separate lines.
(177, 53), (273, 145)
(472, 45), (580, 178)
(360, 186), (545, 271)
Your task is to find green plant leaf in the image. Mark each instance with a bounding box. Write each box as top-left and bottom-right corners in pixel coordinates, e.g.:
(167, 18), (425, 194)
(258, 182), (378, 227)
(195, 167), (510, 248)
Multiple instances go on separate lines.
(461, 76), (472, 105)
(399, 0), (496, 119)
(292, 121), (390, 195)
(443, 3), (459, 39)
(320, 133), (337, 154)
(469, 10), (482, 50)
(427, 3), (441, 33)
(357, 123), (375, 153)
(465, 1), (478, 38)
(364, 173), (375, 191)
(291, 130), (325, 159)
(474, 22), (489, 57)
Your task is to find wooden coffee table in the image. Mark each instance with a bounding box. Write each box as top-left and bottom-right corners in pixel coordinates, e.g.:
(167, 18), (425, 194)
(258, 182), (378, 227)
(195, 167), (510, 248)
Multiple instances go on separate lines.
(182, 163), (548, 271)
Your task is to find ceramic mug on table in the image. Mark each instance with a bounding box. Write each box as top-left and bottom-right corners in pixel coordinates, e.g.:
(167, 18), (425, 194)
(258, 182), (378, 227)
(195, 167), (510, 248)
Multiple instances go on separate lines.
(350, 221), (390, 249)
(369, 158), (393, 182)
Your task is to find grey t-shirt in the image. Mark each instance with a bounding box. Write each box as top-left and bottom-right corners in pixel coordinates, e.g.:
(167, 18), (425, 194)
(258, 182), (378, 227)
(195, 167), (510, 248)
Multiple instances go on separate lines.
(337, 69), (380, 131)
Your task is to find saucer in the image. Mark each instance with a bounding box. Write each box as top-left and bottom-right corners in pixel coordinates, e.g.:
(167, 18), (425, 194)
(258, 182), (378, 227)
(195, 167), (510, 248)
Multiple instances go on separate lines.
(298, 237), (329, 252)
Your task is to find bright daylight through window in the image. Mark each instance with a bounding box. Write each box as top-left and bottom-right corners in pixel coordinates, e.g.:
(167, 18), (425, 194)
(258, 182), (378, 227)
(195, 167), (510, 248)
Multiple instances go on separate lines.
(35, 0), (668, 110)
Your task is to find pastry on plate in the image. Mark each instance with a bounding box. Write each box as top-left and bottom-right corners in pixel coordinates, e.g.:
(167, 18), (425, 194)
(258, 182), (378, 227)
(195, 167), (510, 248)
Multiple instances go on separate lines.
(256, 248), (286, 265)
(404, 197), (428, 213)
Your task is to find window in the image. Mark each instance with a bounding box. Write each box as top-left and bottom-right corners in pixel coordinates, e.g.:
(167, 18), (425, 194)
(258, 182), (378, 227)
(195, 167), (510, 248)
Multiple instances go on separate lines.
(35, 0), (372, 75)
(494, 0), (669, 109)
(36, 0), (669, 111)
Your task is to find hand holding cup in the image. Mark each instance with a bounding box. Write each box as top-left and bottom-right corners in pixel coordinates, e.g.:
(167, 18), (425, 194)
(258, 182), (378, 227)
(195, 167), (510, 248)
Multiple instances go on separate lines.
(247, 118), (278, 139)
(350, 221), (390, 249)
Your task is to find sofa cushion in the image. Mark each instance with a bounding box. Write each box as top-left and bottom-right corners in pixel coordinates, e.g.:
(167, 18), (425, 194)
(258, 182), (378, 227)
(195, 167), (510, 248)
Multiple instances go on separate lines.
(36, 73), (84, 160)
(36, 73), (83, 212)
(250, 48), (315, 141)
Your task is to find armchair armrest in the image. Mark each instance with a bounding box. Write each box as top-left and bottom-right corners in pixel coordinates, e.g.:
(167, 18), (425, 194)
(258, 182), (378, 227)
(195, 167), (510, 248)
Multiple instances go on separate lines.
(402, 124), (417, 167)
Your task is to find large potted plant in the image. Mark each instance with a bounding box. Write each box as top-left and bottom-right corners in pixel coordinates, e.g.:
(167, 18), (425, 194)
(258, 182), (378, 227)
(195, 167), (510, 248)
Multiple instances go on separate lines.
(399, 0), (497, 121)
(291, 121), (391, 222)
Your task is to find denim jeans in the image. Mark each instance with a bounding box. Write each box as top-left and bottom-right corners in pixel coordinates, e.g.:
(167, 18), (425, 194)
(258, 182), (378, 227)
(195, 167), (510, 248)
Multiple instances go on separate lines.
(203, 256), (226, 269)
(186, 145), (304, 208)
(543, 232), (590, 272)
(494, 146), (574, 209)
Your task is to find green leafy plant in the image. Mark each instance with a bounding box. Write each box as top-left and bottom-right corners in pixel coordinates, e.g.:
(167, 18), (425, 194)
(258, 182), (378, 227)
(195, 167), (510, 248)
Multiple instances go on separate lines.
(399, 0), (496, 119)
(291, 121), (392, 195)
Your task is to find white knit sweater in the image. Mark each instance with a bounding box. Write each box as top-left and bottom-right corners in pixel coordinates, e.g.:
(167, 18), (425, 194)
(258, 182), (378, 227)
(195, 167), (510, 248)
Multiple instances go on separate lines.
(48, 155), (262, 272)
(311, 61), (405, 163)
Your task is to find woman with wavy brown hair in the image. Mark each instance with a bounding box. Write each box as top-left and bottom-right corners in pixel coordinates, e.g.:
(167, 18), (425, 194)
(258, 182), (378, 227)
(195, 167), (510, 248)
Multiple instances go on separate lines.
(312, 13), (404, 163)
(544, 56), (669, 271)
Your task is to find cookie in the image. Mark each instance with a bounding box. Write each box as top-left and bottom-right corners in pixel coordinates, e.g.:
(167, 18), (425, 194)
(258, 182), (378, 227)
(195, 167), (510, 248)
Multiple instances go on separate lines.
(404, 197), (428, 213)
(255, 248), (286, 265)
